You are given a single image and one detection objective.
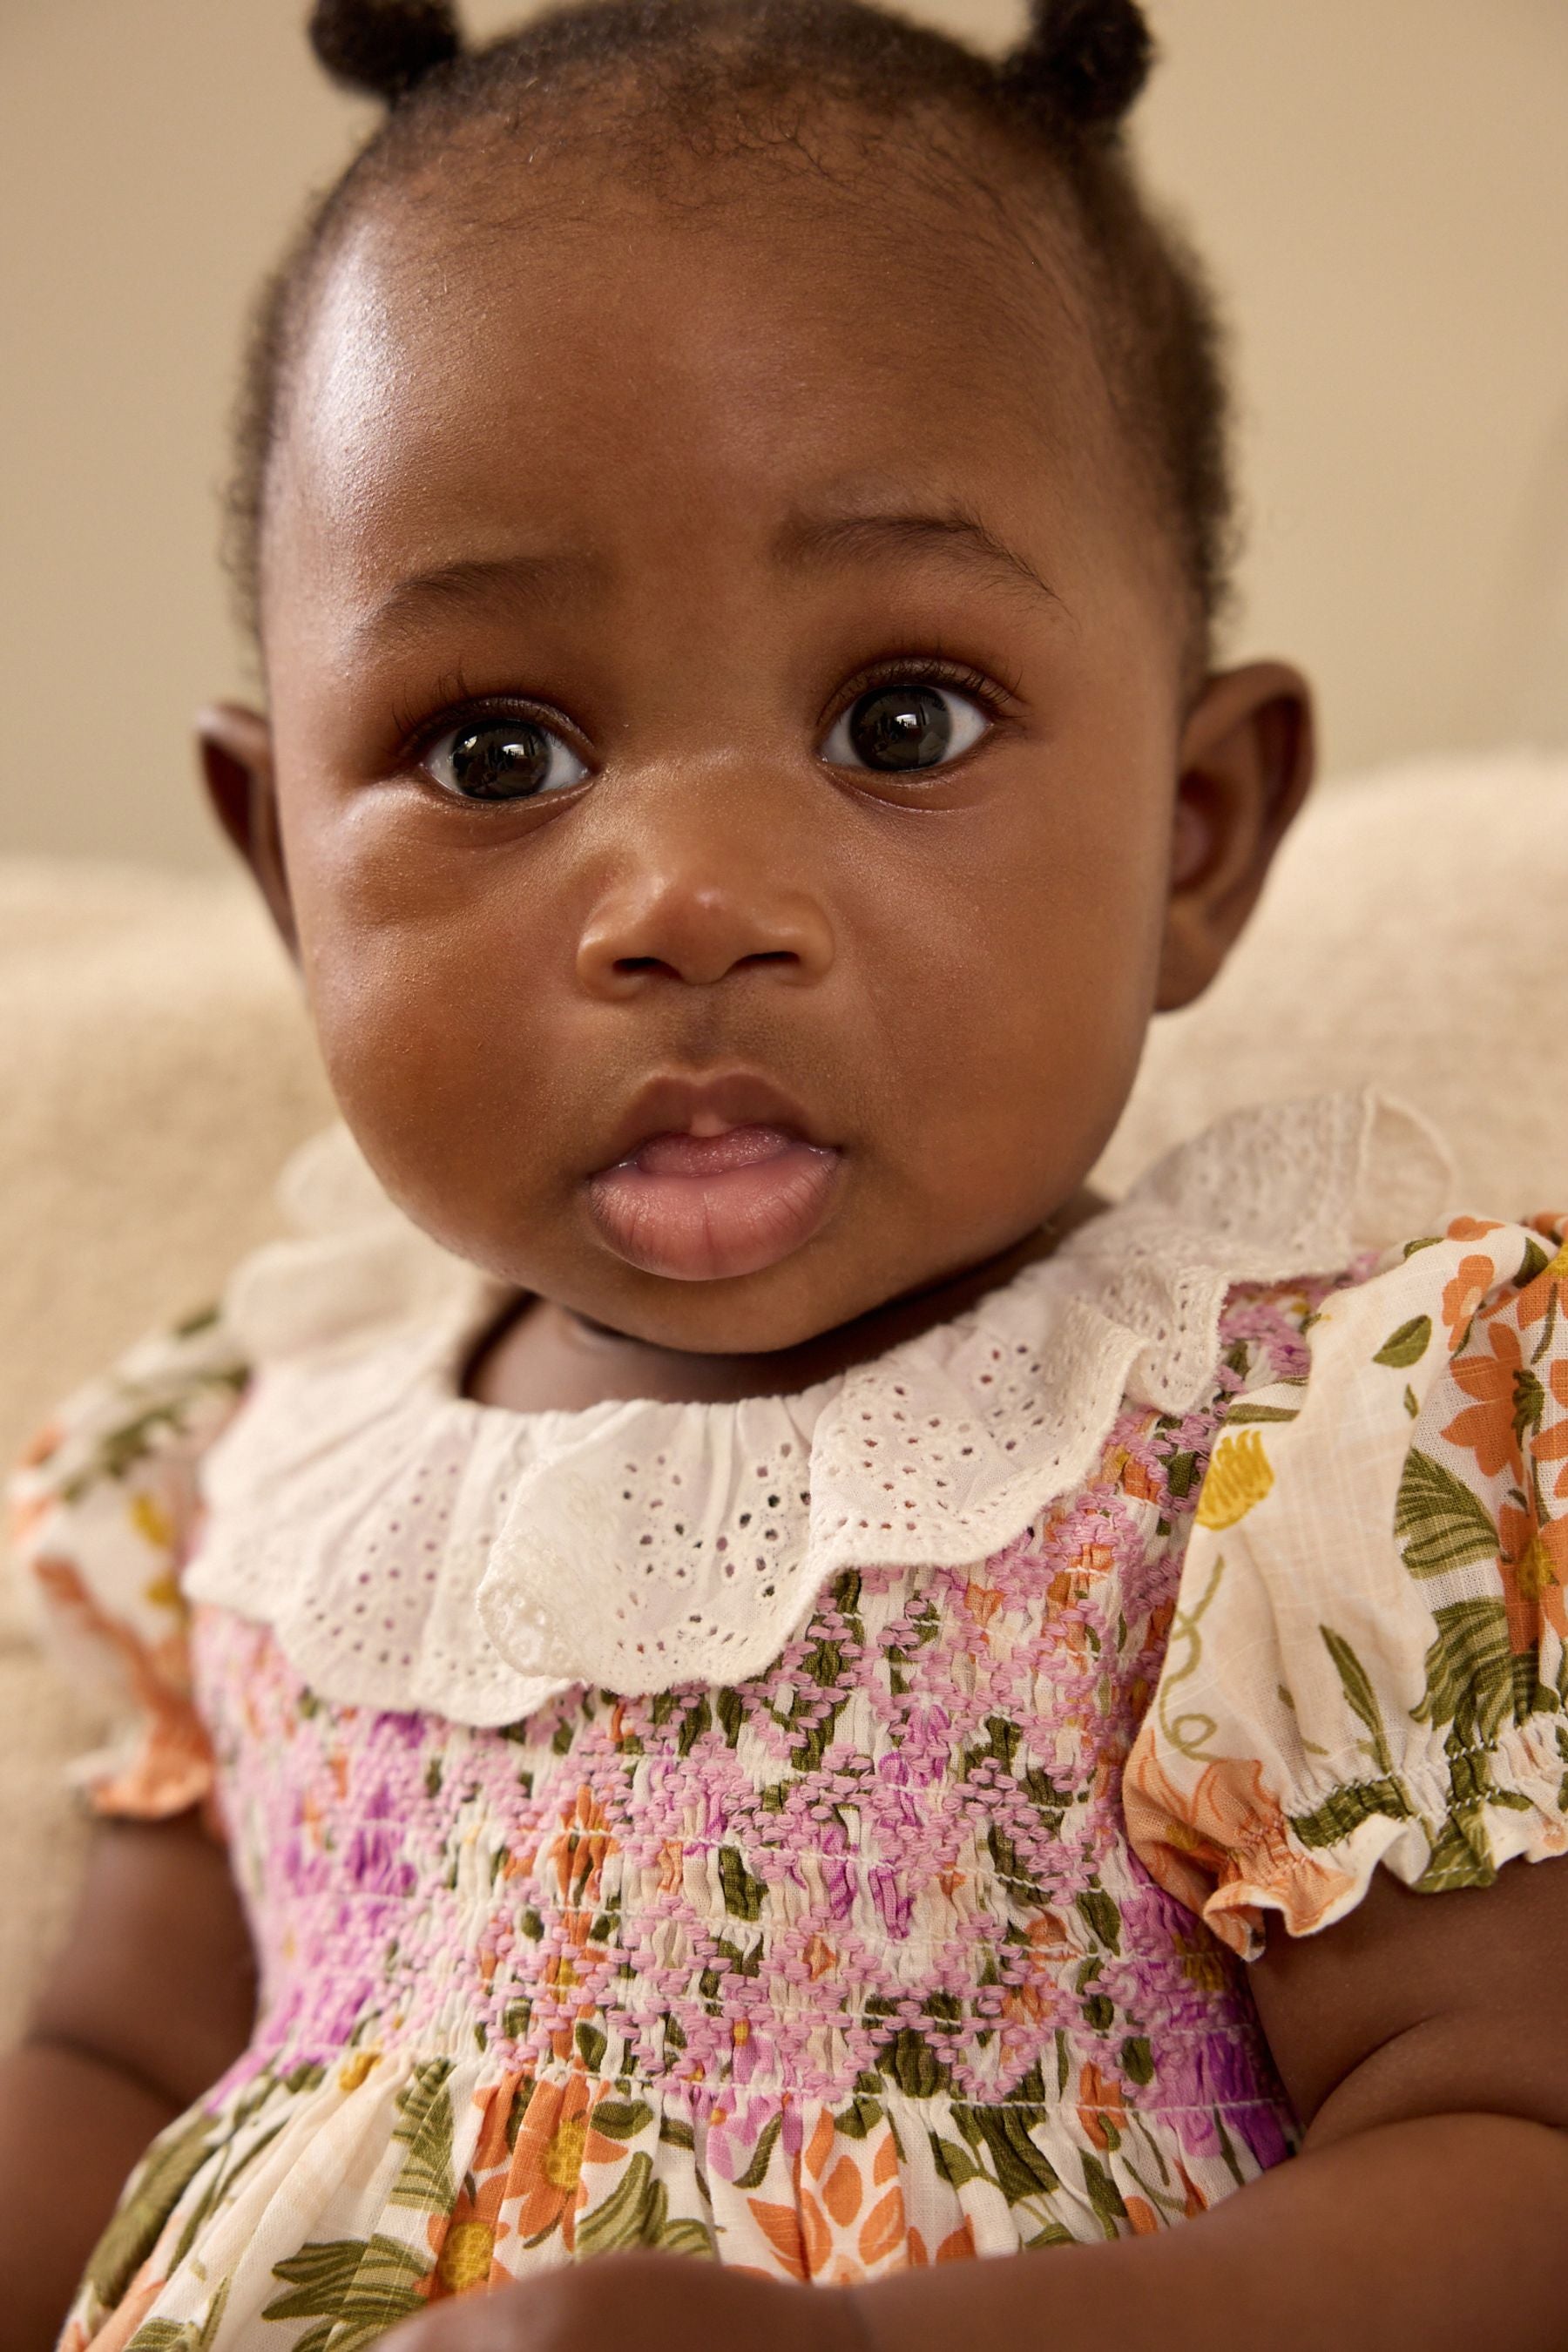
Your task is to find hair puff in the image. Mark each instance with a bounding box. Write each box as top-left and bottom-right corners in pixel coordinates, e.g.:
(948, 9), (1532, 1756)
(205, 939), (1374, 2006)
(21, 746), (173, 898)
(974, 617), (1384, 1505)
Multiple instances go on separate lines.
(998, 0), (1153, 132)
(308, 0), (464, 105)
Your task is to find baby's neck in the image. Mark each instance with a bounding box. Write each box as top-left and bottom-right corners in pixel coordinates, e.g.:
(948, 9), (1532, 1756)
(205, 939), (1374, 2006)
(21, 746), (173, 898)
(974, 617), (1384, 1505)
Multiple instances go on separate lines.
(461, 1188), (1105, 1413)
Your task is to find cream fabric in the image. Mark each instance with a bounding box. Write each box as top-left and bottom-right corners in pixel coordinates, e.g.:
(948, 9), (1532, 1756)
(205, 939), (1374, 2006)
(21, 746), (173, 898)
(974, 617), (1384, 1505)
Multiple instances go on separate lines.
(1, 747), (1565, 2041)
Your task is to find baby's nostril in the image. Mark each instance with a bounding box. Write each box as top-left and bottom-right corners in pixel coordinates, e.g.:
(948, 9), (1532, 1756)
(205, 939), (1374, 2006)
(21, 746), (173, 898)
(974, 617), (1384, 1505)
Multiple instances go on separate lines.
(739, 950), (798, 969)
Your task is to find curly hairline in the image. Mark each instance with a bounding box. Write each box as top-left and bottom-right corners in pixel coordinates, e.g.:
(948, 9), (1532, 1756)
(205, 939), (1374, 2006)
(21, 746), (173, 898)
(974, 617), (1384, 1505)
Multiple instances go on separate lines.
(225, 3), (1237, 675)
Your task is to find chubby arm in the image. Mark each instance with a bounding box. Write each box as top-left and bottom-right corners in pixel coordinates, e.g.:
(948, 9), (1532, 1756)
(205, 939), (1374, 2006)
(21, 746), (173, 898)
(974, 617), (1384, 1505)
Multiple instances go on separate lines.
(0, 1814), (256, 2351)
(386, 1853), (1568, 2351)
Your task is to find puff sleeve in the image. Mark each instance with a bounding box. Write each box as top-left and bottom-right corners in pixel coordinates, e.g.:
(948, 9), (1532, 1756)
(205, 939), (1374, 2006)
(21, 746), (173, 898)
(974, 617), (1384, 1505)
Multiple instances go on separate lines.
(6, 1308), (251, 1821)
(1124, 1214), (1568, 1957)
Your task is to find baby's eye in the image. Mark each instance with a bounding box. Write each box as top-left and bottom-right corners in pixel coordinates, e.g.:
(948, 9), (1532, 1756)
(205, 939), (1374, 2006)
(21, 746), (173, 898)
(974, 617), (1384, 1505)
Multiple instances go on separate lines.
(821, 679), (990, 774)
(422, 713), (588, 802)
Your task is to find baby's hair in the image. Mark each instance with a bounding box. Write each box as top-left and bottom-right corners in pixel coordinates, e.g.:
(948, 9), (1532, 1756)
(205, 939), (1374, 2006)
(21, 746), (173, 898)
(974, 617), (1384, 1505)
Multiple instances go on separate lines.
(228, 0), (1233, 666)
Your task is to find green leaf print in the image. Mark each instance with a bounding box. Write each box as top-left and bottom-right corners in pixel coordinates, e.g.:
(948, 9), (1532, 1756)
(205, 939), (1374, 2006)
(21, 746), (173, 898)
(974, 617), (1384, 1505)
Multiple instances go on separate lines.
(58, 1369), (246, 1504)
(1023, 2220), (1079, 2249)
(876, 2026), (950, 2100)
(835, 2093), (885, 2140)
(262, 2236), (431, 2349)
(732, 2110), (785, 2191)
(956, 2105), (1061, 2205)
(1412, 1598), (1523, 1741)
(574, 2152), (663, 2253)
(929, 2133), (983, 2189)
(576, 2021), (609, 2072)
(127, 2279), (230, 2352)
(1395, 1450), (1501, 1578)
(715, 1686), (746, 1747)
(1417, 1802), (1497, 1894)
(1165, 1450), (1199, 1499)
(1511, 1366), (1547, 1448)
(590, 2098), (656, 2141)
(86, 2108), (220, 2308)
(389, 2059), (456, 2211)
(1320, 1625), (1396, 1776)
(1119, 2037), (1154, 2088)
(1516, 1235), (1552, 1288)
(717, 1844), (768, 1920)
(572, 2150), (716, 2257)
(659, 2216), (720, 2257)
(1374, 1315), (1433, 1369)
(1289, 1776), (1411, 1850)
(1073, 1887), (1122, 1957)
(676, 1697), (712, 1756)
(1080, 2153), (1129, 2240)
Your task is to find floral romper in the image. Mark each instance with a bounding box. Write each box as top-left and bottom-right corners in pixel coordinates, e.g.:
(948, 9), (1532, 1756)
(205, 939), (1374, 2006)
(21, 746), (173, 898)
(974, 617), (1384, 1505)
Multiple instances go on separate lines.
(11, 1091), (1568, 2349)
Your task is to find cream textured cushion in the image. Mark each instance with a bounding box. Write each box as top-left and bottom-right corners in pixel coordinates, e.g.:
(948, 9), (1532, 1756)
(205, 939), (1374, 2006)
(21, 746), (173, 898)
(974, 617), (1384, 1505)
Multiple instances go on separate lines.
(2, 746), (1565, 2044)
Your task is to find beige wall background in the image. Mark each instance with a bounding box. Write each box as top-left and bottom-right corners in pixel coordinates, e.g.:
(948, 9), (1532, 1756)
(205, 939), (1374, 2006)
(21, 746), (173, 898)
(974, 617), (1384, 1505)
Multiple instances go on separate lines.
(3, 0), (1565, 872)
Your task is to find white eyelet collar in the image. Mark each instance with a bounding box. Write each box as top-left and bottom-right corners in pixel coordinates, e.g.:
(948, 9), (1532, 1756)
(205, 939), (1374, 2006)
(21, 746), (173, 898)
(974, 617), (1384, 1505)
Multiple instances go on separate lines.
(186, 1090), (1450, 1724)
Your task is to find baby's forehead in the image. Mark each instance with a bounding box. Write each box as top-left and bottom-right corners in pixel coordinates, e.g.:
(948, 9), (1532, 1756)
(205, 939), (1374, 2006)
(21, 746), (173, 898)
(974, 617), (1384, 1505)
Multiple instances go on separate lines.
(277, 132), (1119, 567)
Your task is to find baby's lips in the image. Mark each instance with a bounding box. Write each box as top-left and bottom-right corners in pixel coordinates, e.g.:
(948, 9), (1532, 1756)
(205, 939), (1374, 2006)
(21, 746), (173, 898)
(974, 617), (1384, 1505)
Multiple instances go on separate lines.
(585, 1131), (842, 1281)
(590, 1067), (833, 1176)
(630, 1123), (801, 1178)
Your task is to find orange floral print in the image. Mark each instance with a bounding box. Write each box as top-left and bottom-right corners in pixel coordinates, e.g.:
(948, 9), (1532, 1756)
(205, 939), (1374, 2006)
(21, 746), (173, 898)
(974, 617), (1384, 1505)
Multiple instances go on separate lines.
(1442, 1252), (1498, 1345)
(1077, 2058), (1127, 2153)
(1122, 1747), (1357, 1956)
(30, 1556), (213, 1819)
(1532, 1356), (1568, 1499)
(1497, 1499), (1568, 1647)
(908, 2218), (977, 2264)
(506, 2075), (591, 2248)
(1441, 1317), (1530, 1480)
(426, 2078), (525, 2296)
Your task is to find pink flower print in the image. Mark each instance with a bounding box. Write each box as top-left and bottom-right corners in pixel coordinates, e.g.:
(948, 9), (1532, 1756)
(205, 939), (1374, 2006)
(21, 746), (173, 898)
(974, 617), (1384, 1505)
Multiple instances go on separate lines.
(819, 1855), (857, 1924)
(868, 1863), (914, 1941)
(342, 1785), (418, 1898)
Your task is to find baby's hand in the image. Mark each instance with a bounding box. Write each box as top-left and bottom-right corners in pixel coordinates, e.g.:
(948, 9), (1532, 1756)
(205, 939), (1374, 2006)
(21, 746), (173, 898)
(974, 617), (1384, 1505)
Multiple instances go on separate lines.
(382, 2252), (870, 2352)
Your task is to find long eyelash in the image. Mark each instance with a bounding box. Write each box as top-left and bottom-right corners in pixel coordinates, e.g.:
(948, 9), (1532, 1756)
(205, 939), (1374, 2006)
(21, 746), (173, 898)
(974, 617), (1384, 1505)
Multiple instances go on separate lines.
(389, 665), (481, 754)
(836, 647), (1024, 719)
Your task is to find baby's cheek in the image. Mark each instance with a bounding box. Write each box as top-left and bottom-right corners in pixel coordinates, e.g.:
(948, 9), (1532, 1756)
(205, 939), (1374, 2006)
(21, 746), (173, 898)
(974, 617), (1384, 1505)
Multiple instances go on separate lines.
(855, 860), (1157, 1212)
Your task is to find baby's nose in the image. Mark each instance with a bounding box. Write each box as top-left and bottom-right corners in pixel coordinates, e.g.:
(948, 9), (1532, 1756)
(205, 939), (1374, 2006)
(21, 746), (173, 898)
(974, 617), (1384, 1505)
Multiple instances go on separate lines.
(576, 868), (835, 996)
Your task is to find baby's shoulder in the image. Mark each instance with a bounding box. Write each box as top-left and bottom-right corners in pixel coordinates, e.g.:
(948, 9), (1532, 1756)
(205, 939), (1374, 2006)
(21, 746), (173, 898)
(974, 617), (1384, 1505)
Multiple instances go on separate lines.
(1128, 1202), (1568, 1958)
(5, 1304), (251, 1818)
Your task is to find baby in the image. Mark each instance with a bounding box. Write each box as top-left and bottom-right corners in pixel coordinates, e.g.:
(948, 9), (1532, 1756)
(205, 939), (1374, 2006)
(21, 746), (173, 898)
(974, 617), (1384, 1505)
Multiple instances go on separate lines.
(3, 0), (1567, 2345)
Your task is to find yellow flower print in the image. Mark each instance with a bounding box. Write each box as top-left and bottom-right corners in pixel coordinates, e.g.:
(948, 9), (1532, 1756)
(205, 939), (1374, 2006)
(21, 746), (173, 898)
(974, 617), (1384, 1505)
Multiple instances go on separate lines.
(130, 1490), (176, 1556)
(541, 2112), (586, 2192)
(1194, 1431), (1274, 1531)
(436, 2216), (499, 2292)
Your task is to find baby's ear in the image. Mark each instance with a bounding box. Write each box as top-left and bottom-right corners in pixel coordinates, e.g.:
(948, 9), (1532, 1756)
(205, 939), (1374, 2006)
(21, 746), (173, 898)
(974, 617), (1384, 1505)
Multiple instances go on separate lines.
(1156, 660), (1314, 1011)
(195, 704), (298, 963)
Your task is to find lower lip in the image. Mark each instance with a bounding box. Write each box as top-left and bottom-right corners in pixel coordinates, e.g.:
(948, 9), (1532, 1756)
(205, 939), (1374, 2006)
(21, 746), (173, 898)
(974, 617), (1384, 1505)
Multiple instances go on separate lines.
(585, 1125), (841, 1281)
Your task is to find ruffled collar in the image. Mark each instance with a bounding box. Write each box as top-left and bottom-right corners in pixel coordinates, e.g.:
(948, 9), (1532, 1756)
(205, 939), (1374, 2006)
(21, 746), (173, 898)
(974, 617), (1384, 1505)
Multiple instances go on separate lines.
(186, 1090), (1450, 1725)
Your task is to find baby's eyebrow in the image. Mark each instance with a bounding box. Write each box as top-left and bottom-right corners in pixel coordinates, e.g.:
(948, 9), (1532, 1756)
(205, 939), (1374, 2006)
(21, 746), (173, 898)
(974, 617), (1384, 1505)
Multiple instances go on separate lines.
(772, 499), (1062, 612)
(349, 550), (605, 652)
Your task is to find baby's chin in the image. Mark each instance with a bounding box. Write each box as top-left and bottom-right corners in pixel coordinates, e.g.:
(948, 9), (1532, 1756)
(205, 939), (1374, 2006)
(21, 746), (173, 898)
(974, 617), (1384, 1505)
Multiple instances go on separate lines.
(544, 1246), (914, 1364)
(512, 1210), (1062, 1385)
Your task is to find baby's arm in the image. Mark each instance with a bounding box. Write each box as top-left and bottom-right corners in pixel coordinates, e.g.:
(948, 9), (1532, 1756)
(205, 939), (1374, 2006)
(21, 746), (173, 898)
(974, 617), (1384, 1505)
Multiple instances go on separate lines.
(0, 1813), (256, 2351)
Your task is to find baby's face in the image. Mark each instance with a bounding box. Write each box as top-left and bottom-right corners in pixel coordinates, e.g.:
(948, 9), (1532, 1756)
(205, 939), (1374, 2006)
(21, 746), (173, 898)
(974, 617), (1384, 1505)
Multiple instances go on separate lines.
(241, 145), (1300, 1355)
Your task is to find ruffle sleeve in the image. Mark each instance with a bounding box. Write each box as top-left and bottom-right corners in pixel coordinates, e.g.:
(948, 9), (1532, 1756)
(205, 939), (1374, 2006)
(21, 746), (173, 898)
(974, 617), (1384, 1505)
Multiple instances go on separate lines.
(1124, 1213), (1568, 1957)
(6, 1307), (251, 1821)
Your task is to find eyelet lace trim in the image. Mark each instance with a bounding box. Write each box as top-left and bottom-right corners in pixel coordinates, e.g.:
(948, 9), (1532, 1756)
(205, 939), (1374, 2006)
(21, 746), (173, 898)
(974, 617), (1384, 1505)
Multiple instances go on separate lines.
(186, 1091), (1450, 1724)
